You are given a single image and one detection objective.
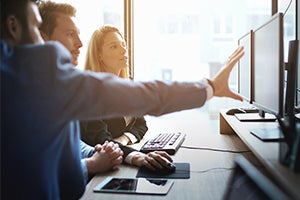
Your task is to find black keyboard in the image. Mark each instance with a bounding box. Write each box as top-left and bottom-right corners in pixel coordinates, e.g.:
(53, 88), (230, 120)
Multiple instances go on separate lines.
(140, 132), (186, 155)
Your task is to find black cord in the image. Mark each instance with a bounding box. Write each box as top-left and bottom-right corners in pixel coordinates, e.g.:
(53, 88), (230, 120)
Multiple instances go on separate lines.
(283, 0), (293, 16)
(181, 145), (251, 153)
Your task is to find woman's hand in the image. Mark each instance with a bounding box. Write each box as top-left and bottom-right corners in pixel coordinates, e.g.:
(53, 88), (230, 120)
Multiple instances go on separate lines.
(86, 141), (123, 174)
(131, 151), (173, 171)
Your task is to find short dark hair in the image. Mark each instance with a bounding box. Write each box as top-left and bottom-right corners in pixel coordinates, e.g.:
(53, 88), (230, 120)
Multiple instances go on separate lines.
(38, 1), (76, 37)
(0, 0), (36, 38)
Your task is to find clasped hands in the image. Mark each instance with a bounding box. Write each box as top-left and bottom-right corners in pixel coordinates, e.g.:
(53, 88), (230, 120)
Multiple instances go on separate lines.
(86, 141), (123, 174)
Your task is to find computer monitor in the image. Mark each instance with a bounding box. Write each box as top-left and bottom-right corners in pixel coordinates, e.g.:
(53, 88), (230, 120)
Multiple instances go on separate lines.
(252, 12), (284, 118)
(297, 57), (300, 112)
(246, 13), (285, 141)
(238, 30), (253, 103)
(297, 0), (300, 113)
(235, 13), (284, 124)
(296, 44), (300, 114)
(278, 40), (300, 172)
(285, 40), (299, 122)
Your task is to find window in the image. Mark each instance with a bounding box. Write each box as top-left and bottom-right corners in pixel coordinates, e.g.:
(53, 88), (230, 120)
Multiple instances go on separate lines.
(133, 0), (272, 119)
(278, 0), (296, 60)
(213, 14), (234, 41)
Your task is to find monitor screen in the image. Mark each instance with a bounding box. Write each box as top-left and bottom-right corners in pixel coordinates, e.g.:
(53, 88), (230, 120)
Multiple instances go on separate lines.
(297, 53), (300, 109)
(297, 1), (300, 109)
(297, 38), (300, 110)
(238, 30), (253, 103)
(252, 12), (284, 117)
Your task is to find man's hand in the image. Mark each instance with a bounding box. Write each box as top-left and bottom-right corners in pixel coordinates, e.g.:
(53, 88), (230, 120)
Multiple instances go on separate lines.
(210, 46), (244, 101)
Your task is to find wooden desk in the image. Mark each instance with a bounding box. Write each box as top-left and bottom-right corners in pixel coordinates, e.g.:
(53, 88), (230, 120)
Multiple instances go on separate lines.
(220, 109), (300, 200)
(79, 111), (259, 200)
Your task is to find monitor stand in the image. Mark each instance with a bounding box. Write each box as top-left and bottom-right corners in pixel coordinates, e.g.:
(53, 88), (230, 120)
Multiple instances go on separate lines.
(249, 126), (284, 142)
(237, 110), (281, 141)
(234, 112), (276, 122)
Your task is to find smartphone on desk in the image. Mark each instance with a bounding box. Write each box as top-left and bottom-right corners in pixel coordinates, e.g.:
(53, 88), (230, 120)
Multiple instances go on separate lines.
(93, 177), (174, 195)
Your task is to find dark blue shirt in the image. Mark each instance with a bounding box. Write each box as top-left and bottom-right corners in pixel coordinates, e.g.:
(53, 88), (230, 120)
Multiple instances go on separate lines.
(1, 41), (86, 200)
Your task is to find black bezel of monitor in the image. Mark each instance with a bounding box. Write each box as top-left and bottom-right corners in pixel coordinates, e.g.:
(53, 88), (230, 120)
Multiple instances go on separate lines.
(238, 30), (253, 103)
(252, 12), (284, 117)
(296, 0), (299, 110)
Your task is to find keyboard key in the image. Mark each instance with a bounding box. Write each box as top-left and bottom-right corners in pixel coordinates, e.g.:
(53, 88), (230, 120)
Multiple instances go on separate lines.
(140, 132), (186, 155)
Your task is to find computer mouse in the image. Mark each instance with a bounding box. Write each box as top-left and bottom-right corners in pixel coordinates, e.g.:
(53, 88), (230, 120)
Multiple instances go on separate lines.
(156, 163), (176, 175)
(226, 108), (246, 115)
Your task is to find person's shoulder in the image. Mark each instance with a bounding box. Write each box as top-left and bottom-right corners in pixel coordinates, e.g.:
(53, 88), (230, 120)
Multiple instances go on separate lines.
(12, 42), (74, 70)
(43, 41), (66, 50)
(14, 41), (69, 57)
(26, 42), (73, 65)
(37, 41), (70, 57)
(38, 42), (74, 69)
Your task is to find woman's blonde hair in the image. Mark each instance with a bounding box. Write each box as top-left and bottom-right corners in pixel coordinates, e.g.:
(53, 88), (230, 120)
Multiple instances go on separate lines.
(85, 24), (128, 78)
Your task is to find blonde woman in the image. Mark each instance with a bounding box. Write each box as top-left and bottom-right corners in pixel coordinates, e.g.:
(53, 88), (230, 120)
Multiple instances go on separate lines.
(80, 25), (173, 170)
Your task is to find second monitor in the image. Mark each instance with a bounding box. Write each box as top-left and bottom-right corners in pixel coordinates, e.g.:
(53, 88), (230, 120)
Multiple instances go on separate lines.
(252, 12), (284, 118)
(235, 13), (285, 141)
(249, 12), (285, 141)
(238, 30), (253, 103)
(235, 13), (284, 123)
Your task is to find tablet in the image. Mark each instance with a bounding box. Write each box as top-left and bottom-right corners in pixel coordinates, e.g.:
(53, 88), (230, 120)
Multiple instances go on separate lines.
(93, 177), (174, 195)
